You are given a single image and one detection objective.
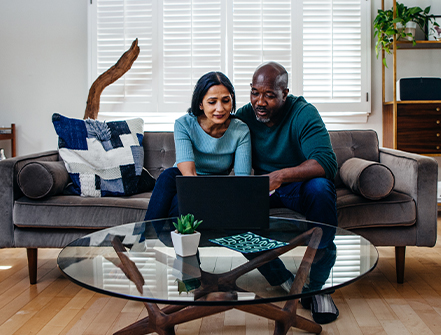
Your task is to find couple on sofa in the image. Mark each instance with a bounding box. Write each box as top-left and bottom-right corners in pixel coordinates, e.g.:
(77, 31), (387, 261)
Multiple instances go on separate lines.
(146, 61), (339, 324)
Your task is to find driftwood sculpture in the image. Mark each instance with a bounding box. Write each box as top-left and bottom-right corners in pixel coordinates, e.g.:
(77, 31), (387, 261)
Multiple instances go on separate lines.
(84, 38), (140, 120)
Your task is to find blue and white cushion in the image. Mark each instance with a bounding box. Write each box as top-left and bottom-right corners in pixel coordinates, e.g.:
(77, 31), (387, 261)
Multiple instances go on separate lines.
(52, 113), (145, 197)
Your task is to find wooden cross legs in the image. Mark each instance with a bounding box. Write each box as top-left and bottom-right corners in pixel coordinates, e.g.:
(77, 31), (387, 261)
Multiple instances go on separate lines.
(112, 227), (323, 335)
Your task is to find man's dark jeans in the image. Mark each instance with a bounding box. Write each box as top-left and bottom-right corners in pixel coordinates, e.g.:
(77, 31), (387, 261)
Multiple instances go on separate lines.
(248, 178), (338, 286)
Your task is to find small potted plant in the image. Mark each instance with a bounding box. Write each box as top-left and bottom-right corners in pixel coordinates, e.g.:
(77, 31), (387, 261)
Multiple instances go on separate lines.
(171, 214), (203, 257)
(374, 3), (439, 67)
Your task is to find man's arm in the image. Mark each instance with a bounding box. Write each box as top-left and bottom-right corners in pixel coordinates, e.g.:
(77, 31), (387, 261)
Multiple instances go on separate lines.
(267, 159), (325, 191)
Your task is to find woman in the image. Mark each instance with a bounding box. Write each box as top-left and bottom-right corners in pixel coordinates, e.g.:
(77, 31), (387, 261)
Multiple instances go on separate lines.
(145, 71), (251, 220)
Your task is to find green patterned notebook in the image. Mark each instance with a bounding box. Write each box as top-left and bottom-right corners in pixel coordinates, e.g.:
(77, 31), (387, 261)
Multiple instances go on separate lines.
(209, 232), (288, 253)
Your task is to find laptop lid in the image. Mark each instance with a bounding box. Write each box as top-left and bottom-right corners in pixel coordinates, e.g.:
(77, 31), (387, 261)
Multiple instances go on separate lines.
(176, 175), (269, 230)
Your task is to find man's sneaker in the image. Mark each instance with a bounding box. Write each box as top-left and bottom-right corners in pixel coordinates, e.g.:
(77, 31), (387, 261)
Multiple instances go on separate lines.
(301, 294), (339, 324)
(280, 276), (294, 293)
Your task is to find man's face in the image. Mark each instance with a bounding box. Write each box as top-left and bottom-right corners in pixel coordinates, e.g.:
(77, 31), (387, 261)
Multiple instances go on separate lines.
(250, 73), (287, 126)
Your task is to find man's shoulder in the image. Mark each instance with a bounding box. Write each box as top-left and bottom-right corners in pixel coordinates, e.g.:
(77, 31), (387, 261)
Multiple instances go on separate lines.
(235, 103), (253, 118)
(286, 95), (311, 110)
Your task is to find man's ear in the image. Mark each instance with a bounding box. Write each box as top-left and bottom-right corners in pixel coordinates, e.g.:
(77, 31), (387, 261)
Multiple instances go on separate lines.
(282, 88), (289, 101)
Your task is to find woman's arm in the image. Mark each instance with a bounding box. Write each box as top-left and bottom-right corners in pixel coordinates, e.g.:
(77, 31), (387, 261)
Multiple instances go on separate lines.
(177, 161), (197, 176)
(174, 117), (197, 176)
(233, 127), (252, 176)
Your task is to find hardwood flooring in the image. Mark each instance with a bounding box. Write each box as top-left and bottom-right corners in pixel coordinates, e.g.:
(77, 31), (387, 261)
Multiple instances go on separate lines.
(2, 218), (441, 335)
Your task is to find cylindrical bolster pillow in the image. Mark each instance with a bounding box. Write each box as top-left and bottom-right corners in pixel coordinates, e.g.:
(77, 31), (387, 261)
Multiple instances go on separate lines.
(339, 157), (395, 200)
(18, 161), (70, 199)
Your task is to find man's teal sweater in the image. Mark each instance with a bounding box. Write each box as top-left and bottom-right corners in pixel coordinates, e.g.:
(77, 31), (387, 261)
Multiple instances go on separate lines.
(235, 95), (337, 180)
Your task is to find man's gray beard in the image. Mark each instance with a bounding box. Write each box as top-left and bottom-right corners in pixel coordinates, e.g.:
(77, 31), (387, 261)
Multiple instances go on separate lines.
(255, 114), (270, 123)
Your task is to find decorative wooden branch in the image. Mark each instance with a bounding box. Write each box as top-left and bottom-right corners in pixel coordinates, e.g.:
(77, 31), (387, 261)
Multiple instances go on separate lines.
(84, 38), (140, 120)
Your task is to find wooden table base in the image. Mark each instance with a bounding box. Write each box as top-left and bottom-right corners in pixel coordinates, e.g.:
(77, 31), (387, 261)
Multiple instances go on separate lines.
(112, 227), (323, 335)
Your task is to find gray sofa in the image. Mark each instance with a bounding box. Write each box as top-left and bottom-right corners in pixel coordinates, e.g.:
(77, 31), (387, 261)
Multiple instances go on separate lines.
(0, 130), (437, 284)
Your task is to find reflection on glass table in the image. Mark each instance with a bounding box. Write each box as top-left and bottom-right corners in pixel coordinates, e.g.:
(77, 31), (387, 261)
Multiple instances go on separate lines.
(58, 217), (378, 335)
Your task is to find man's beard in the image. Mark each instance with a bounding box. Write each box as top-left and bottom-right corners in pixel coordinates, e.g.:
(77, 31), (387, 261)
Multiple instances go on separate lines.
(255, 114), (270, 123)
(254, 108), (270, 123)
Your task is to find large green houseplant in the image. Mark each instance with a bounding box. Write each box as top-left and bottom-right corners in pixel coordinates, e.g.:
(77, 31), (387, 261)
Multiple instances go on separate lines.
(374, 2), (439, 67)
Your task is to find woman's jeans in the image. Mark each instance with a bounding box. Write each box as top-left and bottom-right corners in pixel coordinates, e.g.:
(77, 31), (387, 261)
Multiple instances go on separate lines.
(144, 167), (181, 220)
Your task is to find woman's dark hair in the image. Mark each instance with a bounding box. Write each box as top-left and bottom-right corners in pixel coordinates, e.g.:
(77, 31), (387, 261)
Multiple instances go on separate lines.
(188, 71), (236, 117)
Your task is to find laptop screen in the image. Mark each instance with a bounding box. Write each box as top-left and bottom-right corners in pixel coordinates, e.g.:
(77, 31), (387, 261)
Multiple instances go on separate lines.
(176, 175), (269, 230)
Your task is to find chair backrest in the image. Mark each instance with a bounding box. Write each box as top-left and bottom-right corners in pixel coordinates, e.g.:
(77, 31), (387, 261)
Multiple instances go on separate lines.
(329, 130), (380, 187)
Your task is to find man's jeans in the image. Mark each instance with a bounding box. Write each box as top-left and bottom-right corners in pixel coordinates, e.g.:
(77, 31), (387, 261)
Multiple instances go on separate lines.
(247, 178), (338, 286)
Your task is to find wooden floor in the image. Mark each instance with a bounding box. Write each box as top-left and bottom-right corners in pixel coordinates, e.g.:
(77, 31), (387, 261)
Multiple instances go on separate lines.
(2, 219), (441, 335)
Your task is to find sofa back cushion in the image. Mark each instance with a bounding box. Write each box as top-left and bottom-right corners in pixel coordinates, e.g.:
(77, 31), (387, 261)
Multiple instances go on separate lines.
(142, 130), (381, 187)
(143, 132), (176, 179)
(329, 130), (380, 187)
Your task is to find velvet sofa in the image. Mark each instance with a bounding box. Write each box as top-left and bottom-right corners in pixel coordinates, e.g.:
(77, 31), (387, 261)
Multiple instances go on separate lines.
(0, 130), (437, 284)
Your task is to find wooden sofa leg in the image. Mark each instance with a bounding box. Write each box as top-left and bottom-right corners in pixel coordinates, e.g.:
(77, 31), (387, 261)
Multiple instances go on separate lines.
(27, 248), (38, 285)
(395, 246), (405, 284)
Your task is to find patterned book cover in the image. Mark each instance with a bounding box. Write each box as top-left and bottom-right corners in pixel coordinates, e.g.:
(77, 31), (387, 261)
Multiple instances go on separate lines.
(209, 232), (288, 253)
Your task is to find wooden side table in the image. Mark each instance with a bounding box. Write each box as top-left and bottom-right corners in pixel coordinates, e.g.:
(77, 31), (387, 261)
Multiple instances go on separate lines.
(0, 124), (16, 157)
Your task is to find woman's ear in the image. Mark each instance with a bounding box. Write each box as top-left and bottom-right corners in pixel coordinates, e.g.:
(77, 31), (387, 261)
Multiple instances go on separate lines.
(199, 103), (203, 110)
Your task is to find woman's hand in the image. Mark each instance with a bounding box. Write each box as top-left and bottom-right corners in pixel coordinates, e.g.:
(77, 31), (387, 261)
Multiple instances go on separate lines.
(177, 161), (197, 176)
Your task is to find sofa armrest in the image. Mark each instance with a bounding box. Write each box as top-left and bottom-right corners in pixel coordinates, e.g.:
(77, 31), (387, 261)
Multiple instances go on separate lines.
(379, 147), (438, 247)
(0, 150), (59, 248)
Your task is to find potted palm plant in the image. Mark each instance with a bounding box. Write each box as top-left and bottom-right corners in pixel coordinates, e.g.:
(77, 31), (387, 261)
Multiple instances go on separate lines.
(374, 3), (439, 67)
(171, 214), (203, 257)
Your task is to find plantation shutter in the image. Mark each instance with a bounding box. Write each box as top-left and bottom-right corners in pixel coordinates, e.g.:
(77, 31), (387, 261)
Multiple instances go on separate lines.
(91, 0), (155, 120)
(230, 0), (293, 107)
(302, 0), (370, 123)
(89, 0), (371, 129)
(159, 0), (225, 110)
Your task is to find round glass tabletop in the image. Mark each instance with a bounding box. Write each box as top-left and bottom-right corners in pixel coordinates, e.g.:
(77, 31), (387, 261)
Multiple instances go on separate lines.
(58, 217), (378, 306)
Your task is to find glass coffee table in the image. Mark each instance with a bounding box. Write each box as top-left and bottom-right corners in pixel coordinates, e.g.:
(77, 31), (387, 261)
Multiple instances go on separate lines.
(58, 217), (378, 335)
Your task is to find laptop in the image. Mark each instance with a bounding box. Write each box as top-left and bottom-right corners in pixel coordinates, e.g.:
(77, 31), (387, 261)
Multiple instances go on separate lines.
(176, 175), (270, 230)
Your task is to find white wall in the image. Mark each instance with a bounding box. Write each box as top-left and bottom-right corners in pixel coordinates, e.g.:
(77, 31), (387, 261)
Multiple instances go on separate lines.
(0, 0), (440, 157)
(0, 0), (88, 157)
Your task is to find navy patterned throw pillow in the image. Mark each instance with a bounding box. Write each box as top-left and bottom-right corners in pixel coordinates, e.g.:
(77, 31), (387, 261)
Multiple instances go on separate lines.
(52, 113), (149, 197)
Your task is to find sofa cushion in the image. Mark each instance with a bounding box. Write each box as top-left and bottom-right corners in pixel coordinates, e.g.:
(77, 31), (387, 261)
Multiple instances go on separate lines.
(52, 113), (149, 197)
(270, 188), (415, 230)
(17, 161), (70, 199)
(339, 157), (395, 200)
(336, 188), (416, 229)
(329, 130), (380, 188)
(13, 194), (151, 229)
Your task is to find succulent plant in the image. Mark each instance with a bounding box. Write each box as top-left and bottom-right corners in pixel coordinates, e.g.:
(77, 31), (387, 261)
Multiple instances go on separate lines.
(173, 214), (202, 234)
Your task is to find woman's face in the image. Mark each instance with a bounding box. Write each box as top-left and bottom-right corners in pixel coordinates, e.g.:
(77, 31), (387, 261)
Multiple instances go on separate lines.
(199, 84), (232, 125)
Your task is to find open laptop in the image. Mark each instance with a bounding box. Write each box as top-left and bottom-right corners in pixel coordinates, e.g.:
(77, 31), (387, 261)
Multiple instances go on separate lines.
(176, 175), (269, 230)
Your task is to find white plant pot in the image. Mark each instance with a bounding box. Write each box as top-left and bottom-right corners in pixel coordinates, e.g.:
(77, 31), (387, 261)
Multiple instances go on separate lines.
(171, 230), (201, 257)
(396, 22), (417, 41)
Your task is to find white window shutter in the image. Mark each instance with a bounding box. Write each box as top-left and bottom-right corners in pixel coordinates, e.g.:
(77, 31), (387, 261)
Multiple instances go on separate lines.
(89, 0), (371, 129)
(160, 0), (225, 111)
(231, 0), (293, 107)
(92, 0), (155, 120)
(302, 0), (370, 123)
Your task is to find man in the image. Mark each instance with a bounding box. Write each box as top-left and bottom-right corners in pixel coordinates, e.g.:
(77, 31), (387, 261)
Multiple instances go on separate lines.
(235, 61), (339, 324)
